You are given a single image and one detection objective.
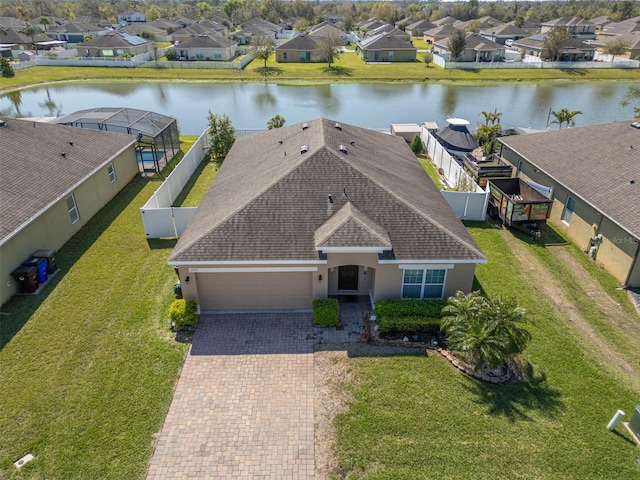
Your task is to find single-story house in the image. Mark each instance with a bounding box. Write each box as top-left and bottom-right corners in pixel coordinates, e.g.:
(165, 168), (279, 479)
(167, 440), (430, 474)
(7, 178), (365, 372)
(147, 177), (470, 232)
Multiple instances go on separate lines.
(174, 34), (238, 61)
(77, 32), (149, 57)
(406, 20), (436, 38)
(357, 33), (417, 62)
(0, 28), (51, 53)
(0, 117), (138, 306)
(499, 120), (640, 287)
(367, 25), (411, 44)
(432, 16), (459, 27)
(592, 33), (640, 60)
(47, 22), (109, 44)
(275, 34), (323, 63)
(120, 23), (167, 40)
(541, 16), (596, 39)
(507, 17), (542, 35)
(309, 23), (348, 45)
(232, 23), (278, 45)
(479, 24), (528, 45)
(168, 118), (486, 311)
(512, 34), (596, 61)
(423, 24), (459, 45)
(357, 18), (388, 32)
(453, 16), (505, 32)
(434, 33), (505, 62)
(171, 24), (225, 43)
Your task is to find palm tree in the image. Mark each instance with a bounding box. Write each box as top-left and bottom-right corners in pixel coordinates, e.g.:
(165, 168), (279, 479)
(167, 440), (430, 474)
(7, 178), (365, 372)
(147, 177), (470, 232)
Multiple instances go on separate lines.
(441, 291), (531, 371)
(549, 108), (582, 129)
(20, 23), (39, 54)
(479, 109), (502, 126)
(40, 16), (50, 32)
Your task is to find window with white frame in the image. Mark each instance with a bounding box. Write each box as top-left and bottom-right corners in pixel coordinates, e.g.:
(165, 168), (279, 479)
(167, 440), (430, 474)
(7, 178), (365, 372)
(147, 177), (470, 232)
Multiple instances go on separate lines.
(107, 163), (116, 183)
(402, 269), (446, 299)
(561, 196), (576, 224)
(66, 194), (80, 224)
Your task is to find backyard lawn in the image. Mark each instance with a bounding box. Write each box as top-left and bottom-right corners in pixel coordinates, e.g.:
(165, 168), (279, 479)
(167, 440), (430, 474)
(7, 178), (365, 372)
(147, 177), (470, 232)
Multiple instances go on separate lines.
(333, 222), (640, 479)
(2, 57), (640, 94)
(0, 163), (188, 478)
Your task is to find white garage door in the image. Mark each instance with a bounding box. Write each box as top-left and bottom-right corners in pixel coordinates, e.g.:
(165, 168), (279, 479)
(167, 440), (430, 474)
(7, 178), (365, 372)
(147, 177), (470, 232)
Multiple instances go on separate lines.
(197, 272), (312, 311)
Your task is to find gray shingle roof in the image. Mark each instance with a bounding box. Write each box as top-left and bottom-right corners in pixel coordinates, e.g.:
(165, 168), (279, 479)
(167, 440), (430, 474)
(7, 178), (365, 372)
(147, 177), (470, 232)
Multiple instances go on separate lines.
(169, 119), (485, 264)
(275, 34), (320, 51)
(0, 118), (136, 244)
(315, 202), (392, 248)
(499, 120), (640, 238)
(177, 34), (235, 49)
(358, 33), (416, 50)
(79, 32), (147, 47)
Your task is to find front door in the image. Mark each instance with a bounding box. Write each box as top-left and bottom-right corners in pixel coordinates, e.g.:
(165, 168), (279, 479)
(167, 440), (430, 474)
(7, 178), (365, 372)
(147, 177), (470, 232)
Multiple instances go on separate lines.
(338, 265), (359, 291)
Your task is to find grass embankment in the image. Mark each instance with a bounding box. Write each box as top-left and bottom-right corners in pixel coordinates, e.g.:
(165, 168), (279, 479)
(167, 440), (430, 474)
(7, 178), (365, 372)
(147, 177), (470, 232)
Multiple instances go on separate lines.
(0, 159), (190, 478)
(2, 53), (640, 93)
(334, 222), (640, 479)
(418, 154), (445, 190)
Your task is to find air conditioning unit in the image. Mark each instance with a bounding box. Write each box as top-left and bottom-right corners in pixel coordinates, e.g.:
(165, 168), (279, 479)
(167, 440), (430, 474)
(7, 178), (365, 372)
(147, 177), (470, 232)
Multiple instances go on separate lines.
(628, 405), (640, 437)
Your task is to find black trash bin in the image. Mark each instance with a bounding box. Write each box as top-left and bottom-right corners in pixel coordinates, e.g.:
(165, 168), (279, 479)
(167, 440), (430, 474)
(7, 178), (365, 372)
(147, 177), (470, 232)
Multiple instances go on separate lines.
(32, 249), (58, 274)
(22, 257), (48, 284)
(11, 265), (38, 293)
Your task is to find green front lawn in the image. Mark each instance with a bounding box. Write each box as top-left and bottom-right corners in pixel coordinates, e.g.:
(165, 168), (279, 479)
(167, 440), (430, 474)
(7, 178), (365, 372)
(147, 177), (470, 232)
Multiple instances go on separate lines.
(335, 222), (640, 479)
(0, 159), (190, 478)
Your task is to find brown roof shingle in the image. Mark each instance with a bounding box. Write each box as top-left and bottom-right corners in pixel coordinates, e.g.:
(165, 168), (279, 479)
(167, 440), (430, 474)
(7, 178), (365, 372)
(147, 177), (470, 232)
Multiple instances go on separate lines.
(169, 119), (485, 264)
(0, 118), (136, 244)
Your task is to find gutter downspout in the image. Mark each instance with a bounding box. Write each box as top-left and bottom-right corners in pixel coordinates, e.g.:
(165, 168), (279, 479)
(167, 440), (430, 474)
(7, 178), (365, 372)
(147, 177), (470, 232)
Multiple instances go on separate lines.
(624, 237), (640, 288)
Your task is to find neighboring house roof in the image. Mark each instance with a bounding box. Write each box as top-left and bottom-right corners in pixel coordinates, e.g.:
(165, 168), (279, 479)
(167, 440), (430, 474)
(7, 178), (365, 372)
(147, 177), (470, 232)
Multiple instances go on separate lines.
(358, 33), (417, 50)
(120, 24), (165, 36)
(171, 16), (197, 27)
(499, 120), (640, 238)
(542, 16), (594, 28)
(235, 24), (277, 37)
(118, 10), (145, 18)
(592, 32), (640, 50)
(0, 17), (25, 28)
(0, 28), (50, 45)
(513, 35), (596, 52)
(358, 18), (387, 31)
(432, 16), (459, 26)
(0, 117), (136, 245)
(396, 16), (421, 27)
(406, 20), (436, 32)
(149, 18), (183, 30)
(590, 16), (615, 27)
(79, 32), (148, 48)
(243, 18), (280, 32)
(309, 23), (345, 37)
(172, 24), (221, 37)
(480, 24), (527, 37)
(50, 22), (106, 34)
(424, 25), (459, 38)
(169, 118), (485, 264)
(435, 33), (504, 52)
(74, 16), (108, 26)
(275, 34), (320, 51)
(600, 17), (640, 36)
(176, 34), (235, 49)
(454, 16), (504, 31)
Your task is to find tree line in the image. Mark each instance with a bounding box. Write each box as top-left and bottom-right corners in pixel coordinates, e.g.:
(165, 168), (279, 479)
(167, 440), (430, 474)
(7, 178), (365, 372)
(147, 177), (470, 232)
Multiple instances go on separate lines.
(1, 0), (637, 29)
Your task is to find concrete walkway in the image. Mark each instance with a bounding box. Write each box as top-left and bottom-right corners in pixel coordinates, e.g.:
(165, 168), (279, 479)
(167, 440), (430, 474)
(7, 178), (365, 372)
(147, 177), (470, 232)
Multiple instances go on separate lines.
(147, 302), (369, 479)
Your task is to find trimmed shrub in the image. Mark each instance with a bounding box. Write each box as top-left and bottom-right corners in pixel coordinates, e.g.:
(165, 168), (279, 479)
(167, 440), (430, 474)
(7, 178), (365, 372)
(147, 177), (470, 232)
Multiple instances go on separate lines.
(169, 299), (199, 327)
(313, 298), (340, 326)
(374, 299), (446, 334)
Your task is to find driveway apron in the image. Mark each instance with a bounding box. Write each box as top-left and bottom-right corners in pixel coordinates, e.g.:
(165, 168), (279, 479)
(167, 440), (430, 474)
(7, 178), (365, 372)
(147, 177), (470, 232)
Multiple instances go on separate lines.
(147, 313), (315, 479)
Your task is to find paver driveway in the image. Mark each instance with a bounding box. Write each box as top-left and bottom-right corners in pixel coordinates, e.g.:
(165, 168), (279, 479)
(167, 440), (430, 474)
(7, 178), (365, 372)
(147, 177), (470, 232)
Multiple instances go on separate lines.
(147, 313), (316, 479)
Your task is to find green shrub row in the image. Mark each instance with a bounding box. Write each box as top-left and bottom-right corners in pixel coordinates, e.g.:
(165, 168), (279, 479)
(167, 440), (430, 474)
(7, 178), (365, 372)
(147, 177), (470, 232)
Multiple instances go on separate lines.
(376, 316), (442, 335)
(169, 299), (199, 327)
(313, 298), (340, 326)
(374, 299), (446, 333)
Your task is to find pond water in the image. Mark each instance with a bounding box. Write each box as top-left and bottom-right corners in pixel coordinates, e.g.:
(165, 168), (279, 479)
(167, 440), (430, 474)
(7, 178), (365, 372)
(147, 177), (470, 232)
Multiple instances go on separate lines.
(0, 81), (635, 134)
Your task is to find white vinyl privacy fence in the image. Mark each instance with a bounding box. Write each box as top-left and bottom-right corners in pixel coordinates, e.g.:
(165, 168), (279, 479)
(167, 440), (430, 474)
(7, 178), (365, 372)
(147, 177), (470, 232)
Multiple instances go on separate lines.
(140, 131), (209, 238)
(420, 126), (488, 221)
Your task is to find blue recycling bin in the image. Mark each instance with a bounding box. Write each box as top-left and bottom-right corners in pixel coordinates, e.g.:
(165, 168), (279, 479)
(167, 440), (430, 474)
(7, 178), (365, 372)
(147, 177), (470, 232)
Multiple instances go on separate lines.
(23, 257), (48, 284)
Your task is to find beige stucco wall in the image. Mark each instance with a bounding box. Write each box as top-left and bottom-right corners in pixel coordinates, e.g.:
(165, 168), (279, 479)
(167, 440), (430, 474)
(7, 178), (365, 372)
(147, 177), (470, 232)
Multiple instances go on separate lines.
(501, 145), (638, 286)
(0, 146), (138, 306)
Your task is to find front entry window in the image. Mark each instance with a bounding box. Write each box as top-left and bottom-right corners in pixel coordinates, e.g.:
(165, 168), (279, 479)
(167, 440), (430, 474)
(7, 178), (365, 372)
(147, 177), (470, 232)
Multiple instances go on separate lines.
(402, 269), (446, 299)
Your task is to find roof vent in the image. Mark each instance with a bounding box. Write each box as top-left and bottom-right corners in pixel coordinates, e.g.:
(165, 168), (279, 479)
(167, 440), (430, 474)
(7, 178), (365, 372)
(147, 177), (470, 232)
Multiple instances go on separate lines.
(301, 145), (309, 154)
(278, 140), (283, 145)
(631, 180), (636, 185)
(632, 122), (640, 129)
(350, 140), (355, 145)
(61, 152), (67, 157)
(69, 141), (74, 146)
(335, 122), (342, 130)
(339, 144), (347, 153)
(302, 123), (309, 130)
(327, 194), (334, 204)
(0, 119), (5, 127)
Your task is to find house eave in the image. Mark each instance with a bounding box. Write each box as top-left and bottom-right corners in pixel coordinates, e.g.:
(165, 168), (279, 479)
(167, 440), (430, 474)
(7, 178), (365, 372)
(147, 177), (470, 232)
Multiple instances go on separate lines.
(378, 258), (487, 265)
